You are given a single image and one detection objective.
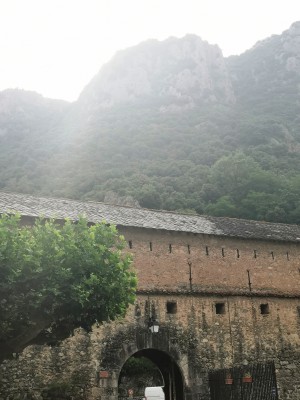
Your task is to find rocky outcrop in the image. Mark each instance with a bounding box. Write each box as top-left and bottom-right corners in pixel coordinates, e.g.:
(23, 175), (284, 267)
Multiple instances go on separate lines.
(79, 35), (235, 111)
(227, 21), (300, 107)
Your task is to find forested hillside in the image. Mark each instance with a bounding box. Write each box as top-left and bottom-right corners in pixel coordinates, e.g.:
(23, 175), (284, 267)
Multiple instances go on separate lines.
(0, 22), (300, 223)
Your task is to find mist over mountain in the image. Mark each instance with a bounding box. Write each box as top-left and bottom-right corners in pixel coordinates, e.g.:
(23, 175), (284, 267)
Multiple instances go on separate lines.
(79, 35), (235, 109)
(1, 22), (300, 223)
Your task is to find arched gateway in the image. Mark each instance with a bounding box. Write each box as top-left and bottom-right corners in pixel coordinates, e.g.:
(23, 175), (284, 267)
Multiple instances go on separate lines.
(93, 317), (197, 400)
(119, 349), (184, 400)
(1, 193), (300, 399)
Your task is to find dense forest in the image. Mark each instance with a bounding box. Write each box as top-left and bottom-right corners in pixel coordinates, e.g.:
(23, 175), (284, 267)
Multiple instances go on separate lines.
(0, 22), (300, 224)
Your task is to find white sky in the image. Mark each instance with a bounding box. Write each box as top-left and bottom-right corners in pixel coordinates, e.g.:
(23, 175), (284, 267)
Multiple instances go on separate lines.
(0, 0), (299, 102)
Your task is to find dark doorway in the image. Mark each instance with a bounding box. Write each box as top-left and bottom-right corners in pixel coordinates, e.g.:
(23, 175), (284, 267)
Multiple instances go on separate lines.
(118, 349), (184, 400)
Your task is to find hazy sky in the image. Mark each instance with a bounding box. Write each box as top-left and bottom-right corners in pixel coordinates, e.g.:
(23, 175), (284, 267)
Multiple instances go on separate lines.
(0, 0), (299, 101)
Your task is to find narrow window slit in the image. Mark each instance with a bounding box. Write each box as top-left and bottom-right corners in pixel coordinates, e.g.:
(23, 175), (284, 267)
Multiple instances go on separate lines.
(169, 244), (172, 253)
(247, 269), (252, 292)
(128, 240), (133, 249)
(286, 252), (289, 261)
(205, 246), (209, 256)
(236, 249), (240, 258)
(254, 250), (257, 259)
(187, 244), (191, 254)
(221, 248), (225, 257)
(149, 242), (152, 251)
(271, 251), (274, 260)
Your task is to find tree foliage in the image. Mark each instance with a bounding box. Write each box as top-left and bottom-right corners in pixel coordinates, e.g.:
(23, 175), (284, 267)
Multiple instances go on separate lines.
(0, 214), (136, 359)
(119, 357), (163, 396)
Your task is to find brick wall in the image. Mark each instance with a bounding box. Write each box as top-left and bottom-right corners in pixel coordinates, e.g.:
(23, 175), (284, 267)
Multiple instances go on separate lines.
(120, 226), (300, 296)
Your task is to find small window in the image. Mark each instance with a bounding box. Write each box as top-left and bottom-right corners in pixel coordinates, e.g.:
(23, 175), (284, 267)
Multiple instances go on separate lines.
(215, 303), (226, 315)
(166, 301), (177, 314)
(260, 304), (269, 315)
(128, 240), (133, 249)
(297, 306), (300, 317)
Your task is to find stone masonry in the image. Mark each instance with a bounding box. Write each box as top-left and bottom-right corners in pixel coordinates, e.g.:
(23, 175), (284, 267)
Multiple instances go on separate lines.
(0, 192), (300, 399)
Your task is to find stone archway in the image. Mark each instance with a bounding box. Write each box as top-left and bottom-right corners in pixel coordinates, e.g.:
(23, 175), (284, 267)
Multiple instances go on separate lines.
(92, 321), (194, 400)
(118, 348), (184, 400)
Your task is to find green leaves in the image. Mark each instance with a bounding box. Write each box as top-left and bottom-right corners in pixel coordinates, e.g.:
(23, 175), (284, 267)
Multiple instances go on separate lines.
(202, 151), (300, 222)
(0, 215), (136, 355)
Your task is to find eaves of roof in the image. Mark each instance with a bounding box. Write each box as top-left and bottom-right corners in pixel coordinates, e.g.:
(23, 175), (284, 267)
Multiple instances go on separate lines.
(0, 191), (299, 243)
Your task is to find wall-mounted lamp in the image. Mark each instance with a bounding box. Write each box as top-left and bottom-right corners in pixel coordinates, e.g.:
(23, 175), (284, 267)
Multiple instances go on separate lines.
(148, 317), (159, 333)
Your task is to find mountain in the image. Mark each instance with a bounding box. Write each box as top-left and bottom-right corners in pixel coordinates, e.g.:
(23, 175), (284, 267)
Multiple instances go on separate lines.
(79, 35), (235, 110)
(0, 89), (70, 194)
(0, 22), (300, 223)
(228, 22), (300, 115)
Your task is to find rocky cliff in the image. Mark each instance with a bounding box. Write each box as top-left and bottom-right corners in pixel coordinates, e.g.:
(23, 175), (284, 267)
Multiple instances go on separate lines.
(227, 21), (300, 113)
(79, 35), (235, 112)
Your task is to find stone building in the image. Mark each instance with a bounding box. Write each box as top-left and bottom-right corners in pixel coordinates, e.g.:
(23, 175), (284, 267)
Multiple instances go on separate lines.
(0, 192), (300, 400)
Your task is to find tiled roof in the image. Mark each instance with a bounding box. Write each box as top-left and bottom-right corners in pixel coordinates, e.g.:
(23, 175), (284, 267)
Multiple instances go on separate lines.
(0, 191), (299, 242)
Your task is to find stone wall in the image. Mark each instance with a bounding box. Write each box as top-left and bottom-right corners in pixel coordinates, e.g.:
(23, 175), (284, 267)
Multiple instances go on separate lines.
(1, 226), (300, 399)
(0, 328), (95, 399)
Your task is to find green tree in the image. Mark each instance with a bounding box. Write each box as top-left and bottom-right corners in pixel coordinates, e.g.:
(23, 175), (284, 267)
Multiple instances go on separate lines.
(0, 214), (136, 360)
(208, 152), (263, 201)
(119, 357), (163, 396)
(203, 151), (293, 221)
(205, 195), (237, 218)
